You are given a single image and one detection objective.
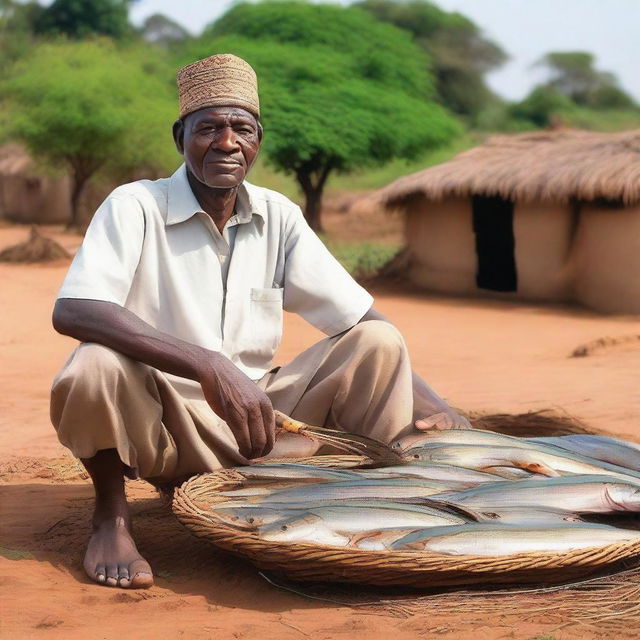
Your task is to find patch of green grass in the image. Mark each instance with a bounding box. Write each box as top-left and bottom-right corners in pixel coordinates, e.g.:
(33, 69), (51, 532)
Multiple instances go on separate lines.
(0, 546), (35, 560)
(321, 237), (400, 279)
(564, 107), (640, 131)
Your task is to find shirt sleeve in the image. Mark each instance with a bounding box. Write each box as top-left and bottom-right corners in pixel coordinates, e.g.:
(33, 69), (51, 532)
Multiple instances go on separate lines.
(282, 206), (373, 336)
(56, 193), (145, 306)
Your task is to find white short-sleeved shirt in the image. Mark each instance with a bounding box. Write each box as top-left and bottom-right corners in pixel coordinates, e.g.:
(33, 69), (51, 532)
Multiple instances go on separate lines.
(57, 164), (373, 381)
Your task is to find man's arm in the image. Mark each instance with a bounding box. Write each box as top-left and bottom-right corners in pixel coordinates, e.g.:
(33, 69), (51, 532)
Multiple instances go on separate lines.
(52, 298), (275, 458)
(358, 307), (471, 430)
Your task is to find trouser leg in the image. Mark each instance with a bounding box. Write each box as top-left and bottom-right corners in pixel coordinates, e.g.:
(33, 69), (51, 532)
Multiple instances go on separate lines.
(51, 321), (417, 480)
(50, 343), (244, 482)
(268, 320), (415, 444)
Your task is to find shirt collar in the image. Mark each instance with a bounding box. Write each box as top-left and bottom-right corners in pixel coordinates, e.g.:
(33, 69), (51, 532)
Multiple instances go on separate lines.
(166, 164), (266, 227)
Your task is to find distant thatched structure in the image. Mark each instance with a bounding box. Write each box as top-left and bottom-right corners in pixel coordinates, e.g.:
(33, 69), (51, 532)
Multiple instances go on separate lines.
(380, 129), (640, 207)
(375, 129), (640, 314)
(0, 226), (70, 263)
(0, 144), (70, 224)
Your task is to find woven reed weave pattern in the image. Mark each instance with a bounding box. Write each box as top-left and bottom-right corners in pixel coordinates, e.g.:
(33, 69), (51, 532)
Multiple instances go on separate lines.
(172, 470), (640, 588)
(177, 54), (260, 120)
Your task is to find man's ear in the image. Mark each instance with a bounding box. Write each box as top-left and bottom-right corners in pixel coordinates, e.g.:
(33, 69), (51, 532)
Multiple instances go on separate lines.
(257, 121), (264, 142)
(172, 119), (185, 155)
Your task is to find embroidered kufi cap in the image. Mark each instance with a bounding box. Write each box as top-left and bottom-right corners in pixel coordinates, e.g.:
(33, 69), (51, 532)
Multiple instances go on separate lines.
(177, 54), (260, 120)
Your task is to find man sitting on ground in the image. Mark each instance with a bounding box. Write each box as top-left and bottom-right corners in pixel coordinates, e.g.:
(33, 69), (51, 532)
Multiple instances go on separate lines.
(50, 54), (470, 590)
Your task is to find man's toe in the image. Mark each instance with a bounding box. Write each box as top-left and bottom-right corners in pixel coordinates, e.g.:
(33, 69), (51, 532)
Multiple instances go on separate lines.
(94, 564), (106, 584)
(129, 559), (153, 588)
(105, 564), (119, 587)
(117, 566), (131, 588)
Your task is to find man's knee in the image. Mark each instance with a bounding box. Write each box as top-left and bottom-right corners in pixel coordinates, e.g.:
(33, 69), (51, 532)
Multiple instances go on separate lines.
(346, 320), (405, 355)
(51, 343), (138, 410)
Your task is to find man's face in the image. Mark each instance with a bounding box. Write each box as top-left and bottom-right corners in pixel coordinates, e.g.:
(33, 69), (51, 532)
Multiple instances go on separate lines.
(173, 106), (262, 190)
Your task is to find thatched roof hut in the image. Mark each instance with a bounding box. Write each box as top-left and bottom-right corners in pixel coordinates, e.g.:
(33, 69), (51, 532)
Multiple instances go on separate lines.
(376, 130), (640, 314)
(0, 144), (70, 224)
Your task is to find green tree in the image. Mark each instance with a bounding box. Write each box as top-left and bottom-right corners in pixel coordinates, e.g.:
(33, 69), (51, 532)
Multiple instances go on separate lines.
(356, 0), (507, 119)
(537, 51), (635, 109)
(509, 86), (575, 128)
(34, 0), (132, 40)
(190, 1), (460, 231)
(3, 39), (178, 227)
(0, 0), (44, 66)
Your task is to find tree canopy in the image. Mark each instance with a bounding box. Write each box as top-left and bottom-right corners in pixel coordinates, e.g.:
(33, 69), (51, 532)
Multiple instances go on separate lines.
(3, 38), (178, 226)
(191, 1), (460, 230)
(33, 0), (133, 40)
(537, 51), (635, 110)
(355, 0), (507, 119)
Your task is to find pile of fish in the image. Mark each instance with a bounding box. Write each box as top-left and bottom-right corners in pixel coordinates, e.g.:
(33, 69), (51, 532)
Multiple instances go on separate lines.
(210, 430), (640, 556)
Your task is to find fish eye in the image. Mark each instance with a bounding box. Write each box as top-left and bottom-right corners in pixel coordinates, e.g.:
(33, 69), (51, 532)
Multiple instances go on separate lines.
(281, 525), (288, 531)
(484, 512), (499, 519)
(247, 517), (254, 524)
(413, 454), (419, 459)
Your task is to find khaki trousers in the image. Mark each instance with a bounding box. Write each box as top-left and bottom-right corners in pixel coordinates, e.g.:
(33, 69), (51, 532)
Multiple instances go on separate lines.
(50, 321), (418, 482)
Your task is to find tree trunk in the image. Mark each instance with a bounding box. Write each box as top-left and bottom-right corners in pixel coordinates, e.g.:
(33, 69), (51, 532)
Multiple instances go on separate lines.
(296, 161), (333, 233)
(67, 163), (94, 230)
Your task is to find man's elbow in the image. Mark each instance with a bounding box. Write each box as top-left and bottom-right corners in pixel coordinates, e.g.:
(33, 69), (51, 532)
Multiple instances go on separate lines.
(52, 299), (76, 336)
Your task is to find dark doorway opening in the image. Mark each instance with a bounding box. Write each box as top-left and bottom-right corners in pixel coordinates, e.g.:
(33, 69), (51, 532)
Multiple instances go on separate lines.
(472, 195), (517, 292)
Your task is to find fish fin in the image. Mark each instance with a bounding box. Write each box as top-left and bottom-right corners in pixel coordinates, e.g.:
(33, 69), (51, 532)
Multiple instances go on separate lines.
(520, 461), (561, 477)
(349, 530), (385, 546)
(423, 498), (485, 522)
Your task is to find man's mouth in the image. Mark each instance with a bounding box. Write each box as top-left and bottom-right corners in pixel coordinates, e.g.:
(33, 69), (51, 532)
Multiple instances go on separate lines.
(206, 159), (242, 166)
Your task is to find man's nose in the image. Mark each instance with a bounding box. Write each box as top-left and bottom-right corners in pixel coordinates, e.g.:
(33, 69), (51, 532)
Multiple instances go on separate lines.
(213, 126), (240, 152)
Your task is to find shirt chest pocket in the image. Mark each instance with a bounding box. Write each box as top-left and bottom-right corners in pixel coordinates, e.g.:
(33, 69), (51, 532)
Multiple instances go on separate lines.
(248, 287), (284, 356)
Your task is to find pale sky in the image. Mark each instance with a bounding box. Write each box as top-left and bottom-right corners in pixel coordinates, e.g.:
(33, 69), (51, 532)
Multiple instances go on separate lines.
(129, 0), (640, 102)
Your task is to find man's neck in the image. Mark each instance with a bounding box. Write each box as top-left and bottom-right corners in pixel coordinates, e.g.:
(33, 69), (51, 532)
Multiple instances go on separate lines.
(186, 170), (237, 233)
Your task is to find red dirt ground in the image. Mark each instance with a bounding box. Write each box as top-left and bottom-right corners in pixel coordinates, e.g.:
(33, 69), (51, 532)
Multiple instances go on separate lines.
(1, 223), (639, 640)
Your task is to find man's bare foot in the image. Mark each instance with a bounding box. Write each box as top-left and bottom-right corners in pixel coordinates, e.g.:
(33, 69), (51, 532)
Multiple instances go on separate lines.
(83, 511), (153, 588)
(81, 449), (153, 589)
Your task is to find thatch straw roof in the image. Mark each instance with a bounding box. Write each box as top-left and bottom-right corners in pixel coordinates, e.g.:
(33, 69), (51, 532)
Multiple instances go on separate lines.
(378, 129), (640, 207)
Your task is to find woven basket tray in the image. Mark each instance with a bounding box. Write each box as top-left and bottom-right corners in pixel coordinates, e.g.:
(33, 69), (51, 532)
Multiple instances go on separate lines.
(172, 466), (640, 588)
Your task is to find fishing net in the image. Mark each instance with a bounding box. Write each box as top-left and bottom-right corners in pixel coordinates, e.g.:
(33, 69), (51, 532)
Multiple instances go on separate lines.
(259, 564), (640, 632)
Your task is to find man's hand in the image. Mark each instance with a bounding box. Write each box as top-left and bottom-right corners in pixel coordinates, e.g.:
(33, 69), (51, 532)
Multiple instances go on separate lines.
(197, 353), (275, 459)
(415, 409), (472, 431)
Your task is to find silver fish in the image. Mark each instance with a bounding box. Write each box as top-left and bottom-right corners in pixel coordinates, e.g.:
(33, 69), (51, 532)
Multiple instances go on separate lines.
(474, 506), (584, 524)
(390, 523), (640, 555)
(487, 466), (535, 479)
(405, 444), (640, 484)
(529, 435), (640, 472)
(257, 501), (470, 547)
(233, 463), (363, 482)
(368, 464), (505, 484)
(433, 475), (640, 513)
(393, 429), (527, 452)
(213, 500), (472, 530)
(233, 478), (459, 506)
(212, 505), (313, 528)
(353, 527), (430, 551)
(259, 514), (351, 546)
(305, 503), (468, 531)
